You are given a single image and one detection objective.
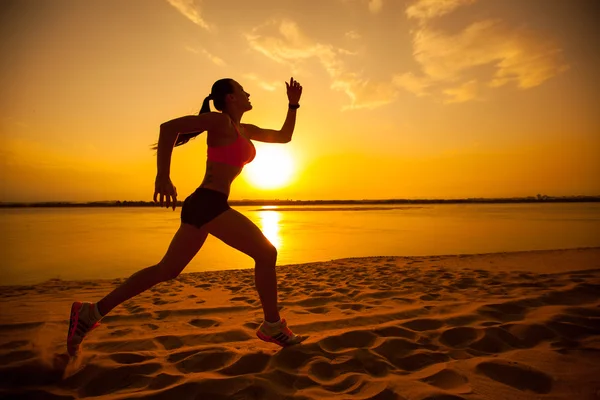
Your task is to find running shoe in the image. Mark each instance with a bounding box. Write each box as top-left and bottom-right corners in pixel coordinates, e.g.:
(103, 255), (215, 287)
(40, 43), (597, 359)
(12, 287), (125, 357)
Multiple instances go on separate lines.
(256, 318), (307, 347)
(67, 302), (101, 356)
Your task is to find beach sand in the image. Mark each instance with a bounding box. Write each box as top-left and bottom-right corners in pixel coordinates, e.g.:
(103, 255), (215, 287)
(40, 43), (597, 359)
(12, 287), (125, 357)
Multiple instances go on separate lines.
(1, 248), (599, 399)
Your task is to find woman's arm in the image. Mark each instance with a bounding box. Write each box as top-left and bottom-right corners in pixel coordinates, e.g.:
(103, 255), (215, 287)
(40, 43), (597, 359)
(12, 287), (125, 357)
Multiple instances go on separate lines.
(156, 112), (227, 176)
(161, 112), (227, 137)
(243, 78), (302, 143)
(243, 107), (297, 143)
(156, 126), (179, 178)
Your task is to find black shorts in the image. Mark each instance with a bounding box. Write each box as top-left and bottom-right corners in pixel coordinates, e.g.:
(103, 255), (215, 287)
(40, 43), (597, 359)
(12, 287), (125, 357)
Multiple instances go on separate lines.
(180, 187), (230, 229)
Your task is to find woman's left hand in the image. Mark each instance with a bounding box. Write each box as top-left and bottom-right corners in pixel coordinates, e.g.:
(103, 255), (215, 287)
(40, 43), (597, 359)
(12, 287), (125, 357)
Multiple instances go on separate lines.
(286, 77), (302, 105)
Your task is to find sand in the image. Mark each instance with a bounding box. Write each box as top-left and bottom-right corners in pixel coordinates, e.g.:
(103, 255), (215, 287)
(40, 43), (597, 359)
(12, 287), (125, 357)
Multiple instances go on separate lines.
(1, 248), (599, 400)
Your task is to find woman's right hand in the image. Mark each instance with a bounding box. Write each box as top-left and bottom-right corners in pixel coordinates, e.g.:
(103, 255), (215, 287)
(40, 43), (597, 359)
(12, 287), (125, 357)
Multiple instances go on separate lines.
(153, 175), (178, 210)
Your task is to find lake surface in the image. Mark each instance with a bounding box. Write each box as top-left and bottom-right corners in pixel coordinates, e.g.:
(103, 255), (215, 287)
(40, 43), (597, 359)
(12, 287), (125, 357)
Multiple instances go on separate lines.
(1, 203), (599, 285)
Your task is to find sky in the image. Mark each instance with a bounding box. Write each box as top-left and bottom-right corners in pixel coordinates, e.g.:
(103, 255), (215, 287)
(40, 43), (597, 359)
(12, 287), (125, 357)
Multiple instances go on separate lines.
(1, 0), (599, 202)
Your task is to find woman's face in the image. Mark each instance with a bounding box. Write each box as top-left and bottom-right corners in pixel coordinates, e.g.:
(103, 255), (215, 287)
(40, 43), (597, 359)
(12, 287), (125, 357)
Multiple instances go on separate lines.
(230, 81), (252, 111)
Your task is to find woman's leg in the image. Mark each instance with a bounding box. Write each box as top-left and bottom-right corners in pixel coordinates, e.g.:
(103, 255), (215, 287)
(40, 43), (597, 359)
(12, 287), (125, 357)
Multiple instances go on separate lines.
(203, 209), (280, 322)
(96, 223), (209, 315)
(67, 223), (208, 356)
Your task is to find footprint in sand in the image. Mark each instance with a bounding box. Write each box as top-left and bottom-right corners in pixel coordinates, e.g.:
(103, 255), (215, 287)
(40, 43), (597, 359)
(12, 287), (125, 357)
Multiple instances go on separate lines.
(306, 306), (329, 314)
(401, 318), (445, 332)
(77, 362), (163, 397)
(319, 330), (378, 352)
(230, 296), (251, 302)
(125, 304), (147, 314)
(420, 368), (471, 394)
(373, 337), (419, 359)
(373, 326), (417, 340)
(147, 373), (183, 391)
(110, 328), (135, 337)
(225, 285), (244, 293)
(171, 349), (237, 373)
(390, 351), (450, 372)
(189, 318), (221, 328)
(420, 394), (466, 400)
(440, 327), (481, 348)
(476, 360), (553, 394)
(332, 287), (351, 295)
(218, 352), (271, 376)
(468, 327), (522, 354)
(195, 283), (212, 290)
(109, 352), (154, 365)
(335, 303), (367, 312)
(243, 321), (260, 330)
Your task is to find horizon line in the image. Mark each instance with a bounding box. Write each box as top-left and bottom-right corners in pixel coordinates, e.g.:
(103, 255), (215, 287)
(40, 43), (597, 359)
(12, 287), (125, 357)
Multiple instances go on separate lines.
(1, 194), (599, 207)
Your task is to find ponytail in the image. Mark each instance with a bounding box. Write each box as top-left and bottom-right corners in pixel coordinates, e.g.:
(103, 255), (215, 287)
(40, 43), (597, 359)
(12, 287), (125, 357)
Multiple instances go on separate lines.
(150, 78), (234, 152)
(199, 95), (212, 114)
(173, 95), (212, 147)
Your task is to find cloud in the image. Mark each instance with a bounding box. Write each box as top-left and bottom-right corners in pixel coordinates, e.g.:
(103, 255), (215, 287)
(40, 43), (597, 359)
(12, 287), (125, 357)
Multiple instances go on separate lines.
(395, 0), (569, 102)
(246, 19), (396, 110)
(392, 72), (432, 97)
(166, 0), (211, 31)
(200, 49), (226, 66)
(338, 48), (359, 56)
(185, 46), (226, 66)
(243, 73), (281, 92)
(443, 80), (478, 103)
(406, 0), (477, 22)
(339, 0), (383, 15)
(345, 30), (362, 40)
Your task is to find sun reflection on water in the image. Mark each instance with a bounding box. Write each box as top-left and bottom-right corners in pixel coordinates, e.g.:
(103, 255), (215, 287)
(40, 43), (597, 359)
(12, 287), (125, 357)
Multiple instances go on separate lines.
(259, 210), (282, 249)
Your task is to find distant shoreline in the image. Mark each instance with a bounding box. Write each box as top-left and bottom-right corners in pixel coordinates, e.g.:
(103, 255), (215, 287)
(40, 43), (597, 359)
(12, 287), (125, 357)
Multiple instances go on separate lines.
(1, 195), (599, 208)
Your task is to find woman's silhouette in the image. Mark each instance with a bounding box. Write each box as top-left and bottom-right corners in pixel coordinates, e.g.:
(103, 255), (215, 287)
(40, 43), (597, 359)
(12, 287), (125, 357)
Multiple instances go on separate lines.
(67, 78), (305, 356)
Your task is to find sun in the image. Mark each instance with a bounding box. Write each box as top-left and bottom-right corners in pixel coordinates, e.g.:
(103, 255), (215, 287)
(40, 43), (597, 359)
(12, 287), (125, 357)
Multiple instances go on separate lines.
(245, 145), (294, 189)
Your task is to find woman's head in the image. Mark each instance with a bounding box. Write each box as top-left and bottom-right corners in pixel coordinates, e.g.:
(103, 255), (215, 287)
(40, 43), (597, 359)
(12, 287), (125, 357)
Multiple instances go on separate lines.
(200, 79), (251, 115)
(152, 78), (251, 150)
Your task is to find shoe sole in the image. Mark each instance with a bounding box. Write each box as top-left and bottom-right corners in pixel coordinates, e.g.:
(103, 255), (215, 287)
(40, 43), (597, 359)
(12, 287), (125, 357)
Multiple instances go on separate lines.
(67, 302), (83, 356)
(256, 331), (308, 347)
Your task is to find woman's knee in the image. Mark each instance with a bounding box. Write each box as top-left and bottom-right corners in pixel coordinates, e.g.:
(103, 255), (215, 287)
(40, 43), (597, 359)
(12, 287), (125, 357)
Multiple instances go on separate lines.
(253, 244), (278, 265)
(154, 262), (183, 282)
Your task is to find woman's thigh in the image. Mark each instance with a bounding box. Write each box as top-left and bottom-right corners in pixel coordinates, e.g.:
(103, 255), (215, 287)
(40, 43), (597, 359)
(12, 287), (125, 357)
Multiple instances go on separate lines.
(158, 223), (209, 273)
(203, 209), (276, 262)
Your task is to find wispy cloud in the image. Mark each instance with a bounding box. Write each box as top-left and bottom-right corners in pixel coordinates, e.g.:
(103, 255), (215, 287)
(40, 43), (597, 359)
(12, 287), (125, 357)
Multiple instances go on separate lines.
(185, 46), (226, 66)
(406, 0), (476, 22)
(395, 0), (569, 102)
(345, 30), (362, 40)
(243, 73), (281, 92)
(246, 19), (395, 110)
(443, 80), (478, 103)
(201, 49), (226, 66)
(340, 0), (383, 15)
(166, 0), (211, 31)
(392, 72), (431, 97)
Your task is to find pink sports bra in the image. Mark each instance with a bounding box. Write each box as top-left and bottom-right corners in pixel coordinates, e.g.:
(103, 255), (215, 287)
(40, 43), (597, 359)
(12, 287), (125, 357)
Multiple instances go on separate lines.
(207, 121), (256, 167)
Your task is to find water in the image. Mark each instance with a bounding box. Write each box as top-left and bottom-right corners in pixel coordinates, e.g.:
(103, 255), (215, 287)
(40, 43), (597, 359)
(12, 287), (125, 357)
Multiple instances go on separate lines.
(1, 203), (599, 285)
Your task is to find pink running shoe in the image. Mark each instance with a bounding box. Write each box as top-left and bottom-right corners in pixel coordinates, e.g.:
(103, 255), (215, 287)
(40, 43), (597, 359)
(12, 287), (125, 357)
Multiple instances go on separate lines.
(67, 302), (101, 356)
(256, 318), (307, 347)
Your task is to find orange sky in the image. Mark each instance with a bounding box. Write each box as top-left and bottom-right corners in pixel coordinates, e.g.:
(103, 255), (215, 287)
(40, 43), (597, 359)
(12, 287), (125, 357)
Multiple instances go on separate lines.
(1, 0), (599, 202)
